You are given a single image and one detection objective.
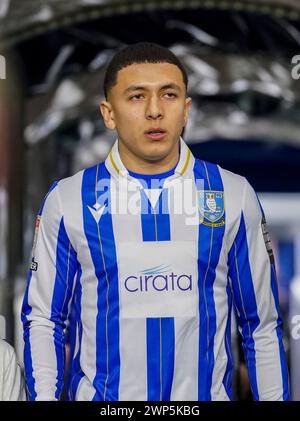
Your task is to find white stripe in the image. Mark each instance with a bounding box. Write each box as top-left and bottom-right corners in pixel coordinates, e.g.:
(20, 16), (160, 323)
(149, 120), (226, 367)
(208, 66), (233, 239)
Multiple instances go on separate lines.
(214, 384), (231, 401)
(171, 318), (199, 400)
(217, 166), (246, 250)
(75, 376), (95, 401)
(210, 250), (231, 400)
(118, 319), (148, 400)
(111, 181), (148, 400)
(169, 175), (199, 400)
(73, 322), (80, 366)
(174, 138), (191, 175)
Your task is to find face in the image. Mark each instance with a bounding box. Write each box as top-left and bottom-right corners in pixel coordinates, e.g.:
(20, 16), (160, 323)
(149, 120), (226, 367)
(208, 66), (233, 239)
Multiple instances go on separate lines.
(100, 62), (192, 168)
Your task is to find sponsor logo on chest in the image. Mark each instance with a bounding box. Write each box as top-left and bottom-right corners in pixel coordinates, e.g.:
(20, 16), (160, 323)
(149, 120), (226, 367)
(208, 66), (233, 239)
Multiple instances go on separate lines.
(124, 265), (192, 293)
(118, 241), (198, 318)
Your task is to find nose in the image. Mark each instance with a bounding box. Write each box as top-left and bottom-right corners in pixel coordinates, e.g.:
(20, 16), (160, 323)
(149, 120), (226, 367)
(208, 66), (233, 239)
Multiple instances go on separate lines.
(145, 95), (163, 120)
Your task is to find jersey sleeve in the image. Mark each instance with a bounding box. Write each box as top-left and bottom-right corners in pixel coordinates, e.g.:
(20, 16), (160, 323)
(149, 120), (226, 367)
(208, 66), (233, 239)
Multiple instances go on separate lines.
(21, 182), (78, 401)
(227, 179), (290, 401)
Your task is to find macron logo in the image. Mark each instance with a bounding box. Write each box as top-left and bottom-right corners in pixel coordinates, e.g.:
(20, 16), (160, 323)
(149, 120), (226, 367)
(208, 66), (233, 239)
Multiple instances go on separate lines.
(88, 203), (106, 223)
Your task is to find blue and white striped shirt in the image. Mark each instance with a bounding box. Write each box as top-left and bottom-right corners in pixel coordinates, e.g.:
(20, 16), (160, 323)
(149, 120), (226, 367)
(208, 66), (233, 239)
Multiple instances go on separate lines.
(22, 138), (289, 401)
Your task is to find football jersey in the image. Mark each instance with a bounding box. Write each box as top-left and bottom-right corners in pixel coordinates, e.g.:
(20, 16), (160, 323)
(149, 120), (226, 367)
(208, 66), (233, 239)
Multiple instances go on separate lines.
(22, 138), (289, 401)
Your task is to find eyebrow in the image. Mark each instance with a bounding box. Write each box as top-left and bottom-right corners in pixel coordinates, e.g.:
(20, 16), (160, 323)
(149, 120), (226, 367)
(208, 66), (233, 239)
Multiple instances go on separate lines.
(123, 83), (182, 95)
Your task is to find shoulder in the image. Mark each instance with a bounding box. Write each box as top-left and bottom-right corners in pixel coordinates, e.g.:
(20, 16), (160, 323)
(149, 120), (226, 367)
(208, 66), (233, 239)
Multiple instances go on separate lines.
(194, 158), (247, 194)
(193, 158), (260, 226)
(56, 167), (86, 193)
(44, 163), (105, 209)
(56, 162), (107, 195)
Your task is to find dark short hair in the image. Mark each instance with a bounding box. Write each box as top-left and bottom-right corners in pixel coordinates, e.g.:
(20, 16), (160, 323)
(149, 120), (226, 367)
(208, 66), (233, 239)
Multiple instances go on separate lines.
(103, 42), (188, 99)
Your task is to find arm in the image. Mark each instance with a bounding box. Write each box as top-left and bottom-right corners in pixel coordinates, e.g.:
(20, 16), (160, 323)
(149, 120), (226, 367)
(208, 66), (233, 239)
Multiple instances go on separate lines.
(21, 182), (78, 401)
(227, 180), (289, 400)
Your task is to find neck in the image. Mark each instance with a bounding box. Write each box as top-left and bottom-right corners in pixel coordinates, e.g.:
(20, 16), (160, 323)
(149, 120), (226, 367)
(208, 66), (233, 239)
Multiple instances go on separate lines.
(118, 140), (180, 175)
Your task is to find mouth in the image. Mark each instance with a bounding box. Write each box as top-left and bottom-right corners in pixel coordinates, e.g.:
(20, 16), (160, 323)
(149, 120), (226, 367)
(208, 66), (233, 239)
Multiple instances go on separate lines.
(144, 128), (167, 140)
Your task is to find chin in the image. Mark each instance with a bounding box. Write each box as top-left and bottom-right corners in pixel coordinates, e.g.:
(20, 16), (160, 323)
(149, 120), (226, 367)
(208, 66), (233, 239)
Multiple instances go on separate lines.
(144, 155), (166, 163)
(143, 151), (171, 163)
(142, 145), (170, 160)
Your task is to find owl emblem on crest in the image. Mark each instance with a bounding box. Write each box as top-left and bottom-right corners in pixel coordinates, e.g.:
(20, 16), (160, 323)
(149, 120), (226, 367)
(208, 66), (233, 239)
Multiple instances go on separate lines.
(197, 190), (225, 226)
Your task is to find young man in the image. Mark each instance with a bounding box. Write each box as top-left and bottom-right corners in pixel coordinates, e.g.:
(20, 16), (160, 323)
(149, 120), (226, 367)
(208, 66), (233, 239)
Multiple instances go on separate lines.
(22, 42), (289, 401)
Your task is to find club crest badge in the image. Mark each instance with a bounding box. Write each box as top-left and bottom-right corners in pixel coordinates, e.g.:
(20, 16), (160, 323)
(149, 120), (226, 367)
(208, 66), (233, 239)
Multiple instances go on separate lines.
(197, 190), (225, 227)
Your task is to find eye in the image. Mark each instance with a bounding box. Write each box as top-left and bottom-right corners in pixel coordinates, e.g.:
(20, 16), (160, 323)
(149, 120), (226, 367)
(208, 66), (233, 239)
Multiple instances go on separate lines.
(164, 92), (177, 98)
(129, 94), (144, 100)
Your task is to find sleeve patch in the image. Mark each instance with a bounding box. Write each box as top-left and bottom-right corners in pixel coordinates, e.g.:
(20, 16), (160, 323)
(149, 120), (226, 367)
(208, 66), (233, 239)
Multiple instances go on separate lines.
(261, 215), (275, 264)
(29, 215), (41, 270)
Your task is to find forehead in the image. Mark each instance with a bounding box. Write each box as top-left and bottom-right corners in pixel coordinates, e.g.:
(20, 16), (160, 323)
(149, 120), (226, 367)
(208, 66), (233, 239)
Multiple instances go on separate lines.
(114, 62), (185, 90)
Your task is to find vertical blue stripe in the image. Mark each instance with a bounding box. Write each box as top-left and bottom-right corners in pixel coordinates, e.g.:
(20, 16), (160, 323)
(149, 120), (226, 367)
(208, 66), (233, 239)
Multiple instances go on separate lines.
(147, 318), (161, 401)
(223, 279), (234, 400)
(82, 164), (120, 401)
(270, 265), (290, 400)
(146, 318), (175, 401)
(140, 190), (156, 241)
(228, 213), (260, 400)
(156, 189), (171, 241)
(67, 264), (83, 401)
(141, 188), (170, 242)
(21, 270), (37, 401)
(141, 185), (174, 401)
(99, 165), (121, 401)
(161, 318), (175, 400)
(50, 217), (78, 400)
(194, 160), (225, 401)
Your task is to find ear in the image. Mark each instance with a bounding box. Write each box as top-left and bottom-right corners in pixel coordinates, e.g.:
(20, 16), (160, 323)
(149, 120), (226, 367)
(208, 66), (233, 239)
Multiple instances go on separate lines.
(100, 100), (116, 130)
(183, 96), (192, 127)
